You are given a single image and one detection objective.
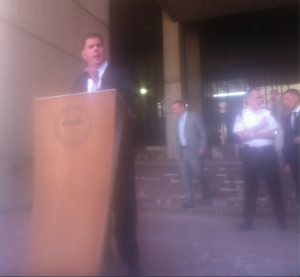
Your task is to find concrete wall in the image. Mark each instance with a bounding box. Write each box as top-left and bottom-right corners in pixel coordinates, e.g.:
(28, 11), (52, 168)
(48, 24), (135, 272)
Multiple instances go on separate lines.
(185, 30), (203, 114)
(0, 0), (109, 211)
(162, 11), (184, 159)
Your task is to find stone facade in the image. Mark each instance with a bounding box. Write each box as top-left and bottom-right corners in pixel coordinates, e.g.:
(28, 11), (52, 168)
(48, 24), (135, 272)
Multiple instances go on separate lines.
(0, 0), (109, 210)
(162, 11), (184, 159)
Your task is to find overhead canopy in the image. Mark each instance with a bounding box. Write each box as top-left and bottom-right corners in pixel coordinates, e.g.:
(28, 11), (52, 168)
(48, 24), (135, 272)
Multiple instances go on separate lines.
(156, 0), (299, 22)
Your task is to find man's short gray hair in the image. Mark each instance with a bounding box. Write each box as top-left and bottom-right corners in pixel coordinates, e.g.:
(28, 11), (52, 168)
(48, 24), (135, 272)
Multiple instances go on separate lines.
(246, 87), (260, 98)
(172, 100), (186, 107)
(283, 89), (299, 98)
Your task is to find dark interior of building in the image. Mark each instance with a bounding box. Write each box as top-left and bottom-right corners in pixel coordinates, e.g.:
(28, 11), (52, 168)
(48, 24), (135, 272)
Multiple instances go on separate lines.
(109, 0), (299, 147)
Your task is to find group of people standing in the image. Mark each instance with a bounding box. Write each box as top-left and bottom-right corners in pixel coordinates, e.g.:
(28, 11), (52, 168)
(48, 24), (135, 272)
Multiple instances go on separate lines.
(233, 88), (299, 230)
(172, 88), (299, 232)
(73, 31), (298, 275)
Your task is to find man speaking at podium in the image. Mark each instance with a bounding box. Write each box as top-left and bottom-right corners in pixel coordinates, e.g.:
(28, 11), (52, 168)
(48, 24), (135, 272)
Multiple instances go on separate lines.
(73, 33), (139, 276)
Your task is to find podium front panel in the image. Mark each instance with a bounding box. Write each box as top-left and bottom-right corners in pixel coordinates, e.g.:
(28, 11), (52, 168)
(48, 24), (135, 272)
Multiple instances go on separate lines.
(24, 90), (123, 276)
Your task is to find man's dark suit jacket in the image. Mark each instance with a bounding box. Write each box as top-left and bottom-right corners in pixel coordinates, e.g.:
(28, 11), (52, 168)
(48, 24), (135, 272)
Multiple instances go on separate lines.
(283, 111), (299, 200)
(73, 64), (139, 267)
(282, 112), (299, 167)
(73, 64), (135, 109)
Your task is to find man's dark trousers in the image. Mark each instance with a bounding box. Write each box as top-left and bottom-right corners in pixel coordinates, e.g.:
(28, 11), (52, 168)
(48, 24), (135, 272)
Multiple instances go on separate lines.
(242, 145), (286, 225)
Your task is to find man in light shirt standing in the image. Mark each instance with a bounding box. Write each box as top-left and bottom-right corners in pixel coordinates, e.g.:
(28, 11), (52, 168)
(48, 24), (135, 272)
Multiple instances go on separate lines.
(233, 89), (287, 231)
(172, 100), (211, 208)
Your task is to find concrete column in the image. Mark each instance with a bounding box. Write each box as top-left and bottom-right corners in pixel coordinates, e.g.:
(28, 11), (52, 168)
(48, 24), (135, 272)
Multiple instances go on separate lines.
(185, 30), (203, 114)
(162, 11), (184, 159)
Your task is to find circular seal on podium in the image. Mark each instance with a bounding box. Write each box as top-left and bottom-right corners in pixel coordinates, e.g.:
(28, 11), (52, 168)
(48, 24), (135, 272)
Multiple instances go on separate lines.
(54, 105), (92, 147)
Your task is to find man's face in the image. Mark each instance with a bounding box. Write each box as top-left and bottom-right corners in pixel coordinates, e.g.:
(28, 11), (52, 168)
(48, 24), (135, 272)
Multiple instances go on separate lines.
(172, 103), (185, 117)
(283, 92), (299, 110)
(81, 37), (106, 68)
(247, 90), (263, 110)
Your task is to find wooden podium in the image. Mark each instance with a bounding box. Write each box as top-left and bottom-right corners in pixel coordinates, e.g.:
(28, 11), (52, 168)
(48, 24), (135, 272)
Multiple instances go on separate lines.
(24, 89), (131, 276)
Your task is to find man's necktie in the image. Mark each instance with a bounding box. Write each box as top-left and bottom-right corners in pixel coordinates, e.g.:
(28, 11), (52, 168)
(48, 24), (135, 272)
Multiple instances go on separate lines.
(85, 68), (100, 92)
(85, 67), (99, 84)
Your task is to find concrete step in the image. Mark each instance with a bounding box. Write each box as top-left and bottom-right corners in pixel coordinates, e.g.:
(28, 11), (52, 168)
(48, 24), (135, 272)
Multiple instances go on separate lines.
(137, 203), (299, 218)
(134, 158), (298, 217)
(136, 184), (297, 200)
(137, 195), (298, 209)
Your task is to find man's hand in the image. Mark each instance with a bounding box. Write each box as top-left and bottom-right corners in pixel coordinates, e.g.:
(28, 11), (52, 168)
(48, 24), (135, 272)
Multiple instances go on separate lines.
(293, 136), (300, 144)
(254, 129), (276, 140)
(235, 116), (269, 141)
(236, 128), (276, 141)
(236, 131), (252, 141)
(199, 148), (205, 156)
(285, 164), (291, 174)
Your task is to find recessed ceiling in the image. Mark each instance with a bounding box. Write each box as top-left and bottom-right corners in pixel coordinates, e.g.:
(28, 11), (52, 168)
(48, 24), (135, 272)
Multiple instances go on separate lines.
(156, 0), (299, 22)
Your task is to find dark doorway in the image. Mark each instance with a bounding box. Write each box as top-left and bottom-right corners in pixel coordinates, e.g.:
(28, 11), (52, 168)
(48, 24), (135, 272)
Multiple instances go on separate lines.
(198, 5), (299, 149)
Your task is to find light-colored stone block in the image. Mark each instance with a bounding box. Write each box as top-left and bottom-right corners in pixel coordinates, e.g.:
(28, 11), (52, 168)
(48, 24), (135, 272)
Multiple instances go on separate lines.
(0, 0), (18, 25)
(163, 11), (181, 82)
(185, 30), (203, 113)
(42, 0), (78, 58)
(0, 21), (19, 157)
(16, 32), (43, 157)
(165, 82), (182, 158)
(41, 0), (109, 59)
(15, 31), (87, 157)
(74, 0), (109, 26)
(17, 0), (44, 38)
(162, 12), (184, 158)
(0, 158), (33, 211)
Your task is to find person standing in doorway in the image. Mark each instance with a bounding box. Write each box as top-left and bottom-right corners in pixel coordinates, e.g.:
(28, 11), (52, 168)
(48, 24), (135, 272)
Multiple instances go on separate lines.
(233, 89), (287, 231)
(172, 100), (211, 208)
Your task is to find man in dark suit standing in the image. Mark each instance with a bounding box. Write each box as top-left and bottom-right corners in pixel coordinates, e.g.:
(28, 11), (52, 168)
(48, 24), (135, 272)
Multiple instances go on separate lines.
(73, 33), (139, 275)
(172, 100), (211, 208)
(270, 90), (289, 152)
(282, 89), (300, 201)
(270, 89), (289, 123)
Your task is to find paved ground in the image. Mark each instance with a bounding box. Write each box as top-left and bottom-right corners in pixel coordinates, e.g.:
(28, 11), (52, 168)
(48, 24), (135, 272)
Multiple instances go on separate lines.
(137, 214), (299, 276)
(0, 210), (29, 276)
(0, 209), (298, 276)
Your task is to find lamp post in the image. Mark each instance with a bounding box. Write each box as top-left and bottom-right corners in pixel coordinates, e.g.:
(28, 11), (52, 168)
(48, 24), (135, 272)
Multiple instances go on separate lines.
(140, 88), (147, 146)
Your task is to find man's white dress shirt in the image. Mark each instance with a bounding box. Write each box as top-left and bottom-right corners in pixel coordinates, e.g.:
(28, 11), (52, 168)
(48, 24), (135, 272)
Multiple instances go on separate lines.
(179, 111), (188, 146)
(233, 108), (278, 147)
(87, 61), (108, 92)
